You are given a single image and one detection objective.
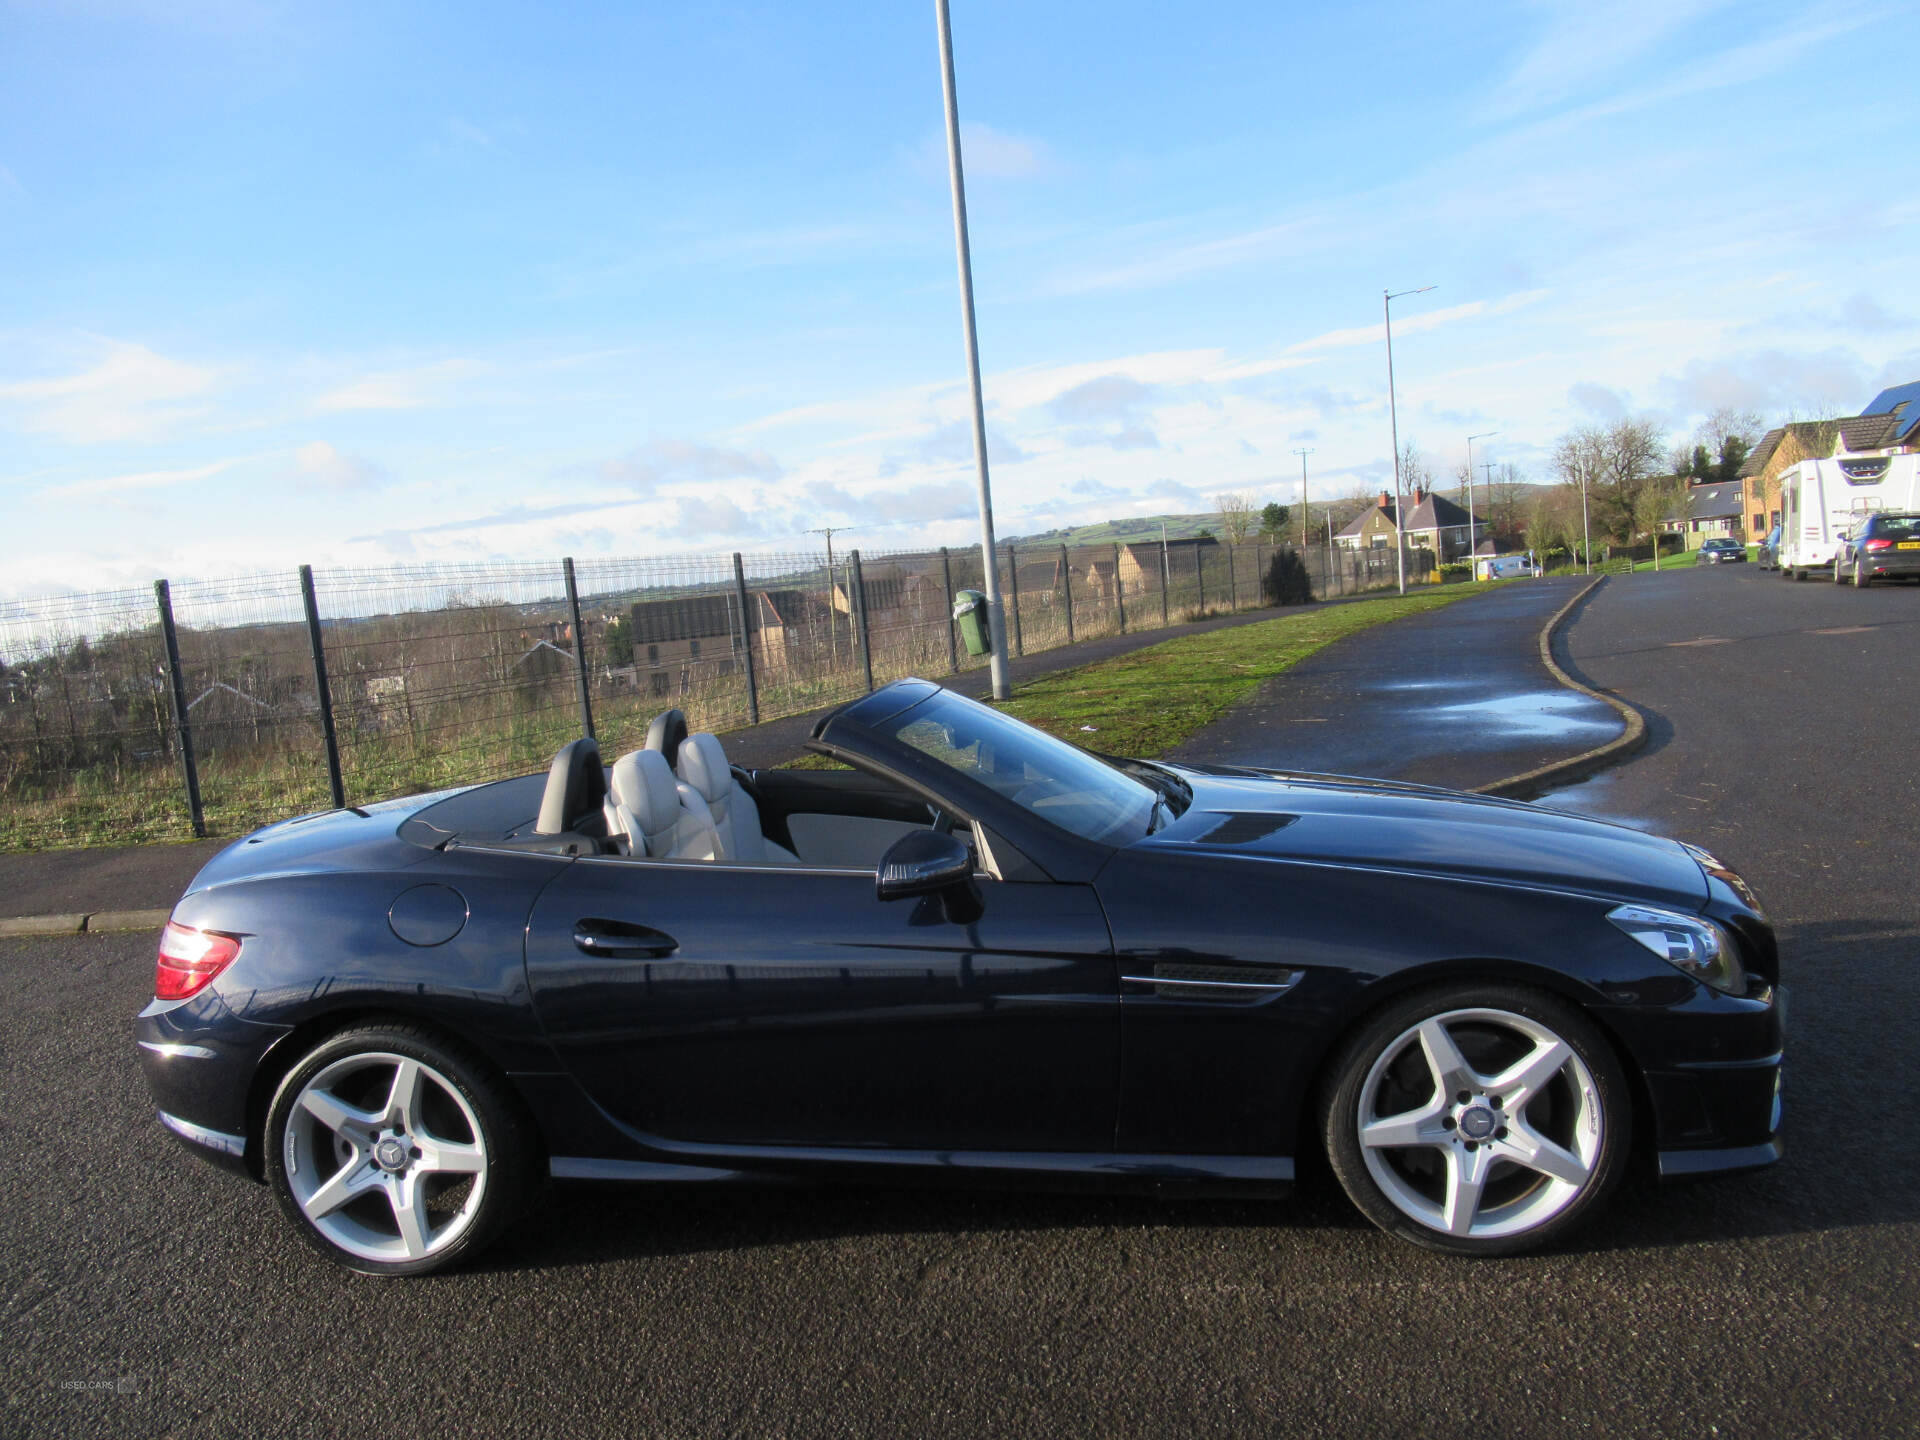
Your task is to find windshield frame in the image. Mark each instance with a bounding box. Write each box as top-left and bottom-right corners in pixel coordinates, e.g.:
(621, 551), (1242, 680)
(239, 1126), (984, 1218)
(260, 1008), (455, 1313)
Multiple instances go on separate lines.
(809, 679), (1170, 882)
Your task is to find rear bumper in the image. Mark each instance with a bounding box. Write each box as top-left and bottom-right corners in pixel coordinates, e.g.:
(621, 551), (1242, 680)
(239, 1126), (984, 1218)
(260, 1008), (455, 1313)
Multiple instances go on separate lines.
(156, 1110), (252, 1176)
(1862, 557), (1920, 577)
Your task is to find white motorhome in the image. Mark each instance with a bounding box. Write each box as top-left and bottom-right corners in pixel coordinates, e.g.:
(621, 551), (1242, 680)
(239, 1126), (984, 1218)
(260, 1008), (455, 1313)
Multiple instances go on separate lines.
(1776, 453), (1920, 580)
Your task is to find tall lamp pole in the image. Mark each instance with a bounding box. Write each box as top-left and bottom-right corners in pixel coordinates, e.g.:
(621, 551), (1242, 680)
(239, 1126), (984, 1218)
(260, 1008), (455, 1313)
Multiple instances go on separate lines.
(1292, 447), (1314, 550)
(1384, 285), (1436, 594)
(1578, 458), (1593, 576)
(1465, 430), (1498, 566)
(934, 0), (1010, 699)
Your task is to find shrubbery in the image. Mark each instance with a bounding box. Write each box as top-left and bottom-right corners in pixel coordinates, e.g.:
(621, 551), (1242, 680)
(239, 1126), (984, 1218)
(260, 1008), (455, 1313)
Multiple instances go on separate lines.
(1262, 548), (1315, 606)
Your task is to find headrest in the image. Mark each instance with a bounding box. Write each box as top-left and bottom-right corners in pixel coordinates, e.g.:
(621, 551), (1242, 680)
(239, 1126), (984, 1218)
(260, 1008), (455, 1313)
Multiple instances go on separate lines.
(611, 749), (680, 829)
(645, 709), (689, 770)
(676, 733), (731, 803)
(534, 737), (606, 835)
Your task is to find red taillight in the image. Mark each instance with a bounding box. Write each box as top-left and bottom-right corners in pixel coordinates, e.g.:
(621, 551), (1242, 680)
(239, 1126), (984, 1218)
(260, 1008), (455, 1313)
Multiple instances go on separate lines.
(155, 922), (242, 1001)
(1865, 538), (1893, 552)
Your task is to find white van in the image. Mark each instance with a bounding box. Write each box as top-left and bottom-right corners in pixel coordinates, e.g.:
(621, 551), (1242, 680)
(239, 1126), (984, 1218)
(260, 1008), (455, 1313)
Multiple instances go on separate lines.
(1476, 552), (1541, 580)
(1777, 453), (1920, 580)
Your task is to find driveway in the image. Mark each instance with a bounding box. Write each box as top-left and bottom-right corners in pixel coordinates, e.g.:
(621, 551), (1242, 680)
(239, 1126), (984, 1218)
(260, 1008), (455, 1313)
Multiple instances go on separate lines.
(1169, 575), (1615, 790)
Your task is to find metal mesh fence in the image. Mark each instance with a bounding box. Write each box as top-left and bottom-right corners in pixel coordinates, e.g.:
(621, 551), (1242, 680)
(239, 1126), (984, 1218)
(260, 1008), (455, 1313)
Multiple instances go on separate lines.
(0, 536), (1430, 852)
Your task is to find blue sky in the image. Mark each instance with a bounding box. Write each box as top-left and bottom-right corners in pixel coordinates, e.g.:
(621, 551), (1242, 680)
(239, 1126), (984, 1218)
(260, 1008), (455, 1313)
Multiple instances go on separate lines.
(2, 0), (1916, 593)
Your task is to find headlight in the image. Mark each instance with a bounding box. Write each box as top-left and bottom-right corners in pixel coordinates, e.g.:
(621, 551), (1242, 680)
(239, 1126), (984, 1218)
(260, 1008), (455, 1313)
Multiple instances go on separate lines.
(1606, 904), (1746, 994)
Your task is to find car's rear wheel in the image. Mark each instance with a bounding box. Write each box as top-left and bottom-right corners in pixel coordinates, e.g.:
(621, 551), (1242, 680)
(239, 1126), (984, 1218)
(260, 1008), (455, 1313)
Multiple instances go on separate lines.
(1856, 560), (1872, 588)
(266, 1024), (534, 1276)
(1321, 984), (1630, 1256)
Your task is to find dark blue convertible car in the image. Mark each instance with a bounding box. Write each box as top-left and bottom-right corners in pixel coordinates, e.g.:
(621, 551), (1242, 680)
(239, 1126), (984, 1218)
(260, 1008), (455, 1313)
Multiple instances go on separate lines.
(137, 678), (1784, 1274)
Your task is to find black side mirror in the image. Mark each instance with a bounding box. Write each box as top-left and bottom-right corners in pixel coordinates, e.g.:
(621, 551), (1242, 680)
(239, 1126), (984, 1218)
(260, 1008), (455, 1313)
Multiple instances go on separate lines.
(877, 829), (973, 901)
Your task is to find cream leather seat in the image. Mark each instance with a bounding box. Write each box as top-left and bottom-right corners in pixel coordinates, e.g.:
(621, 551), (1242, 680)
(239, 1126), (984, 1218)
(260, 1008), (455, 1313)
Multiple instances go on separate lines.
(605, 749), (714, 860)
(676, 733), (798, 865)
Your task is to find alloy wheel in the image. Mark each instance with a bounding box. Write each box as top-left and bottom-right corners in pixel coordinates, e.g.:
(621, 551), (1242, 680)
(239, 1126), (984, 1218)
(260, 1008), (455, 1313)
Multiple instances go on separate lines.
(281, 1050), (491, 1265)
(1354, 1007), (1605, 1242)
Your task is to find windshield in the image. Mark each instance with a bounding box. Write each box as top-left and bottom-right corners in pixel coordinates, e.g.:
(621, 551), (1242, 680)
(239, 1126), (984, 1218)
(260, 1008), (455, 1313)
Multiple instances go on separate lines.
(874, 689), (1160, 846)
(1870, 514), (1920, 539)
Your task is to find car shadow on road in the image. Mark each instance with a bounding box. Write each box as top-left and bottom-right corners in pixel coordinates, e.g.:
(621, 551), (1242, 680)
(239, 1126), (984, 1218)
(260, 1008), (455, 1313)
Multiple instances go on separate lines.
(472, 1172), (1384, 1275)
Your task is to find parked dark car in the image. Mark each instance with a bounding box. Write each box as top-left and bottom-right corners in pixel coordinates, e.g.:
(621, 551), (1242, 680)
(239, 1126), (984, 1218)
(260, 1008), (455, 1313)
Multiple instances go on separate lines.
(137, 680), (1784, 1273)
(1834, 512), (1920, 586)
(1696, 537), (1747, 564)
(1757, 525), (1782, 570)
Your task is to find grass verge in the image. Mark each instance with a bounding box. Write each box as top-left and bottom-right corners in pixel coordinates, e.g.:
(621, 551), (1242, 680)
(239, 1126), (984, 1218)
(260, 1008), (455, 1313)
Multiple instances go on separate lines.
(794, 584), (1500, 767)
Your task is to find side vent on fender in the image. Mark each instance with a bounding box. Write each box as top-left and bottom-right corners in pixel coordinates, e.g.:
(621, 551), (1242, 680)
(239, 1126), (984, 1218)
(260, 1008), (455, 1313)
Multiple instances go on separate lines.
(1191, 812), (1299, 845)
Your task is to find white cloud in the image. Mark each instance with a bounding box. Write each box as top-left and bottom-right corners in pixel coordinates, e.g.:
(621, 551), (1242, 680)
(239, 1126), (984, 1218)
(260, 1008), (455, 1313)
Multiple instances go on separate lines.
(0, 338), (221, 443)
(38, 454), (253, 499)
(596, 439), (783, 493)
(918, 122), (1055, 180)
(1483, 0), (1735, 120)
(296, 440), (386, 490)
(312, 358), (484, 414)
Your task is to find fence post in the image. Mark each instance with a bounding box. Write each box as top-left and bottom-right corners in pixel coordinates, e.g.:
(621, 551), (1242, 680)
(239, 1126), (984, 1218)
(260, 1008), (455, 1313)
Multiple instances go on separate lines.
(561, 557), (595, 740)
(1159, 543), (1171, 625)
(1195, 540), (1207, 612)
(1113, 543), (1127, 634)
(850, 549), (875, 693)
(154, 579), (206, 839)
(731, 553), (760, 726)
(939, 546), (958, 673)
(1004, 546), (1024, 656)
(1059, 544), (1075, 645)
(1254, 543), (1264, 605)
(298, 564), (346, 810)
(1225, 543), (1237, 612)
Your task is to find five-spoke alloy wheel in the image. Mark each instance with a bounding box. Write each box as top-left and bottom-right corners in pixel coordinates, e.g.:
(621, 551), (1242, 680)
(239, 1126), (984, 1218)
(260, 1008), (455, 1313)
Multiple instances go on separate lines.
(266, 1024), (532, 1276)
(1323, 984), (1629, 1256)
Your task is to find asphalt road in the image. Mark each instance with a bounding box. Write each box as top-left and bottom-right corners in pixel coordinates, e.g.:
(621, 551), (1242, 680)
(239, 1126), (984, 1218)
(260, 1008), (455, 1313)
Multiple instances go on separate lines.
(1169, 575), (1615, 790)
(4, 565), (1917, 1439)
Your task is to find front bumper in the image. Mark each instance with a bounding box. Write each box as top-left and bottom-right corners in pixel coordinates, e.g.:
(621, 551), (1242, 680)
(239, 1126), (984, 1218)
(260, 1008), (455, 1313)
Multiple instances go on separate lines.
(1643, 983), (1786, 1180)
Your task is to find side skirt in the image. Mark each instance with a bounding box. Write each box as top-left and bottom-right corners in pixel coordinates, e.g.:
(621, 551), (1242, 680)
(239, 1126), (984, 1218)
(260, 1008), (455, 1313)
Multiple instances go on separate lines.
(549, 1147), (1293, 1195)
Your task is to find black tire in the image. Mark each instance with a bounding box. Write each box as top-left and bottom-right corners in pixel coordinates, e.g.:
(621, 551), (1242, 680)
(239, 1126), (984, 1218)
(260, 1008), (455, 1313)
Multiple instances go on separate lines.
(265, 1022), (536, 1276)
(1320, 982), (1631, 1257)
(1856, 561), (1872, 589)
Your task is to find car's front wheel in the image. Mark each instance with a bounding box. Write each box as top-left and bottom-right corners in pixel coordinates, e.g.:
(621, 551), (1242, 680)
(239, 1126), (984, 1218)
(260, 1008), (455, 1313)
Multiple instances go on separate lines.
(265, 1023), (535, 1276)
(1321, 984), (1630, 1256)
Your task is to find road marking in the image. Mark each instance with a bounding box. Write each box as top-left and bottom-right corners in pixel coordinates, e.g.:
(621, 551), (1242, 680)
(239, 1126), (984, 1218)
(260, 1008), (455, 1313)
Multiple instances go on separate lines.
(1666, 637), (1734, 647)
(1809, 626), (1875, 636)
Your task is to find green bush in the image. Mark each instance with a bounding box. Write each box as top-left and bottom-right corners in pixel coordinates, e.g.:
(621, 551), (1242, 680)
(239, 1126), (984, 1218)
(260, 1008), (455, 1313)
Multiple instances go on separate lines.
(1262, 548), (1316, 606)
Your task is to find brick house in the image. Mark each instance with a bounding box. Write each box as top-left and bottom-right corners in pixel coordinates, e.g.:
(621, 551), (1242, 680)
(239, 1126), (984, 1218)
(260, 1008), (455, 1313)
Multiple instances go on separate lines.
(1335, 488), (1486, 561)
(1739, 381), (1920, 536)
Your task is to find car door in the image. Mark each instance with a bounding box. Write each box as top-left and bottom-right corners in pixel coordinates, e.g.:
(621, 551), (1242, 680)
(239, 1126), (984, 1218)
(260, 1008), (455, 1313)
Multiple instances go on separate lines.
(523, 852), (1118, 1155)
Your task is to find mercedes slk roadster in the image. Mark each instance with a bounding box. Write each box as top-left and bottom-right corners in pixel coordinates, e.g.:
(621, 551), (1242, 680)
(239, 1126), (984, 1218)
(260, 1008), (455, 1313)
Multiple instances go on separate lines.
(136, 678), (1784, 1274)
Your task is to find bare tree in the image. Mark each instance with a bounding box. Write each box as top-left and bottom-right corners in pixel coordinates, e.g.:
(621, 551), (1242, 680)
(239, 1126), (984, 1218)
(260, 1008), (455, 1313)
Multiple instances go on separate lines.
(1398, 441), (1435, 495)
(1213, 491), (1258, 545)
(1552, 418), (1670, 543)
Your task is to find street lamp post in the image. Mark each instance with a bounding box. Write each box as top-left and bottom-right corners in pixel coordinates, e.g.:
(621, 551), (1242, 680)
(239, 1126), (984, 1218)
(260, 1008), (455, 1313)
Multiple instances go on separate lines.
(1465, 430), (1498, 568)
(1384, 285), (1436, 594)
(934, 0), (1011, 699)
(1577, 457), (1593, 576)
(1292, 447), (1314, 551)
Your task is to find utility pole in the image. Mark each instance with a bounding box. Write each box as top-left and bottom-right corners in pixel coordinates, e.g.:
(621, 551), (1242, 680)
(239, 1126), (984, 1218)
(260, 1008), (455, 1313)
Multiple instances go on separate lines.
(1466, 431), (1498, 567)
(935, 0), (1011, 698)
(1383, 285), (1436, 595)
(1292, 447), (1314, 550)
(808, 525), (841, 667)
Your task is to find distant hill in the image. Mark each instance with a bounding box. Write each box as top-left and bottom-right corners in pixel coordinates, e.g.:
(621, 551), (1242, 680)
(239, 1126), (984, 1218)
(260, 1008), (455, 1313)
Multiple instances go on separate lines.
(1002, 512), (1225, 547)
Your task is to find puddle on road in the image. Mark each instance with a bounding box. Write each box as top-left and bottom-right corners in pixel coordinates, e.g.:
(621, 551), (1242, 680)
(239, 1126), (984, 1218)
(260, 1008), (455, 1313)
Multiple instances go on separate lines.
(1528, 771), (1663, 832)
(1416, 689), (1618, 744)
